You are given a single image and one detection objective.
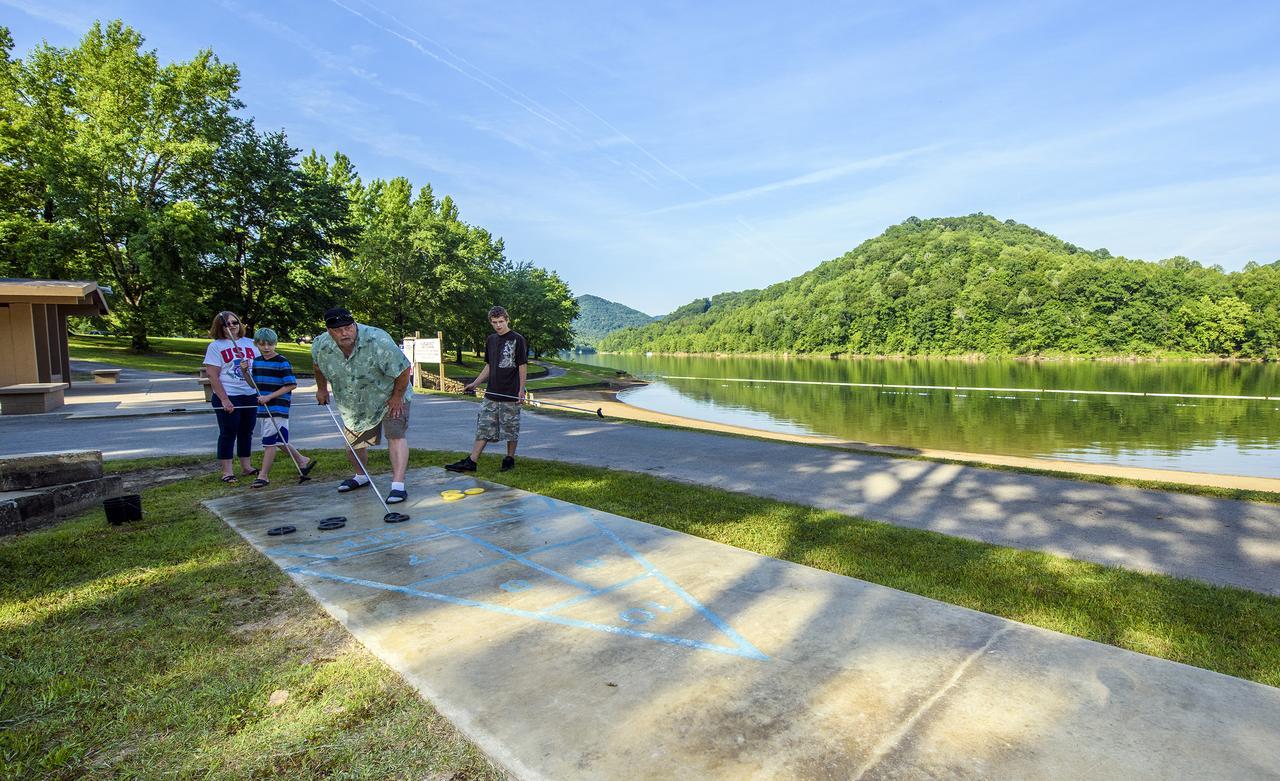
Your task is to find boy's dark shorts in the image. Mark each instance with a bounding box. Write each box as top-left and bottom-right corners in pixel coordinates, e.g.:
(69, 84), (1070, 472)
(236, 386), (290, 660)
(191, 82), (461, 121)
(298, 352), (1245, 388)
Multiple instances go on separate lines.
(477, 398), (521, 442)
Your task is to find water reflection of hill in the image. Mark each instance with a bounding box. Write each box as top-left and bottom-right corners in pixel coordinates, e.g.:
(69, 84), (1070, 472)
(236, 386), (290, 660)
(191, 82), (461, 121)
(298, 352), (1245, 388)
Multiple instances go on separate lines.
(615, 354), (1279, 398)
(586, 354), (1279, 477)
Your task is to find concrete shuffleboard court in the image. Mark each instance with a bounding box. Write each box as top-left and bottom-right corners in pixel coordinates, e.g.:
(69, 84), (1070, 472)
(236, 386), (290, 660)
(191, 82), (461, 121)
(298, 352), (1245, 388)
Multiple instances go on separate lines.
(204, 468), (1280, 780)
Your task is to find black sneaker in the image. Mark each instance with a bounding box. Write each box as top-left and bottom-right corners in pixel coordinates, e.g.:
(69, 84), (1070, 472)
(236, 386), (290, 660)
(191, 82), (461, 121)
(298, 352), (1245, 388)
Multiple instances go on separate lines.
(500, 456), (515, 472)
(445, 457), (477, 473)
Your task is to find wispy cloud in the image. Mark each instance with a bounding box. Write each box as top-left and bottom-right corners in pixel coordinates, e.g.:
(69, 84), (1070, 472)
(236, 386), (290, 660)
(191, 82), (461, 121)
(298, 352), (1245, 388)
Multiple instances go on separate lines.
(644, 144), (944, 215)
(560, 91), (711, 196)
(0, 0), (92, 33)
(21, 1), (1268, 313)
(216, 0), (572, 164)
(715, 66), (1280, 241)
(328, 0), (576, 136)
(286, 81), (471, 178)
(1018, 170), (1280, 263)
(324, 0), (682, 192)
(343, 0), (753, 201)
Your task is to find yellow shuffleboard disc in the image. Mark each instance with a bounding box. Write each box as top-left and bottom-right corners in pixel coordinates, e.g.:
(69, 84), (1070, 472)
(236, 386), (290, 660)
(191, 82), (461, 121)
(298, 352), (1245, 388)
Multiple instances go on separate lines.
(463, 487), (485, 495)
(441, 489), (465, 498)
(441, 492), (466, 502)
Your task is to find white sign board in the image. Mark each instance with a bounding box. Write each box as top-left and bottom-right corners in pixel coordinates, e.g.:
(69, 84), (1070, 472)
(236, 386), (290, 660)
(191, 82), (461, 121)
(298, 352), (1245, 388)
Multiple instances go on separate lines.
(418, 337), (442, 364)
(401, 338), (415, 365)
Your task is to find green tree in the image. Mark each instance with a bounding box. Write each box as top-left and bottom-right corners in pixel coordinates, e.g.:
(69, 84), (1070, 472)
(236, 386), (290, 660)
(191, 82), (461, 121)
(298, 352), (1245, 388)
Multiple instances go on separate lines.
(1176, 295), (1250, 355)
(418, 196), (508, 361)
(502, 263), (578, 357)
(7, 21), (241, 348)
(1232, 261), (1280, 359)
(201, 124), (351, 338)
(343, 177), (429, 340)
(301, 149), (362, 280)
(571, 294), (654, 346)
(0, 26), (87, 280)
(600, 215), (1278, 359)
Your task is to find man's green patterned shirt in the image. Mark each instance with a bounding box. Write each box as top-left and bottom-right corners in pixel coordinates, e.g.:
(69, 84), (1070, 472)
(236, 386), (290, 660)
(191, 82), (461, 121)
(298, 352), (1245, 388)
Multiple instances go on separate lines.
(311, 324), (411, 432)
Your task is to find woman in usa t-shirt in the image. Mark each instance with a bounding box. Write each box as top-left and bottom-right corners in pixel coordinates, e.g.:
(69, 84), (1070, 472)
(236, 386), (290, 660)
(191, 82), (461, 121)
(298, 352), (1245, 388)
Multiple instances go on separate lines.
(202, 311), (260, 483)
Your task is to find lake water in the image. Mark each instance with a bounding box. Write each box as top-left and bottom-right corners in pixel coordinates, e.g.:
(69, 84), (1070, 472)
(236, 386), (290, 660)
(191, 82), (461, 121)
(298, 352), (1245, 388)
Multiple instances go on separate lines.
(565, 352), (1280, 478)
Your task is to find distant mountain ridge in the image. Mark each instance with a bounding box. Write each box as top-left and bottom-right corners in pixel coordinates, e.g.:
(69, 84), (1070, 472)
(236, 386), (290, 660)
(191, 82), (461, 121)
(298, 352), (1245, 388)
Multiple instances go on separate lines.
(598, 214), (1280, 358)
(571, 294), (658, 346)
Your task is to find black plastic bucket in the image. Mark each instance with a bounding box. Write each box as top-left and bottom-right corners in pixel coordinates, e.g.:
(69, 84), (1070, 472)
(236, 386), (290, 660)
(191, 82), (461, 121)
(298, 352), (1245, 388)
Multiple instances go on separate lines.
(104, 494), (143, 525)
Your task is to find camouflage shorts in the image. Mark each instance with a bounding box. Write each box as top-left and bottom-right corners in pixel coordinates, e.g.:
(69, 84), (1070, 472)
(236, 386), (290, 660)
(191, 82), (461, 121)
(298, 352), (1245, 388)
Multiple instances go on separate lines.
(476, 398), (521, 442)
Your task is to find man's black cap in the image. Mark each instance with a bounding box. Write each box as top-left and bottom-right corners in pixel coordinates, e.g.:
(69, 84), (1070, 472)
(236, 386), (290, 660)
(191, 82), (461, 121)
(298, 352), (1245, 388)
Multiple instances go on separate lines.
(323, 307), (355, 329)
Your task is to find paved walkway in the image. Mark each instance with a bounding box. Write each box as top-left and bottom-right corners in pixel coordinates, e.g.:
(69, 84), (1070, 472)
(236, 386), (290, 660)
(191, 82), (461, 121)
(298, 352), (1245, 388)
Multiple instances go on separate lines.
(206, 469), (1280, 780)
(530, 359), (567, 379)
(57, 362), (222, 418)
(2, 392), (1278, 595)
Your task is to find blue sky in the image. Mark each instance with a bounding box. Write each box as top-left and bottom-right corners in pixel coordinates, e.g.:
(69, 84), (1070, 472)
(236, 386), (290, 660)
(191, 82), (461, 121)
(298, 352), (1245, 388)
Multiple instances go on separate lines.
(5, 1), (1279, 315)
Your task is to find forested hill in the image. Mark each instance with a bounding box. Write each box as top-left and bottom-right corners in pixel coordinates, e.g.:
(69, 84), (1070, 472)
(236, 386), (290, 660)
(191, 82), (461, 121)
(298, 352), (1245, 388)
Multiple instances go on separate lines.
(598, 215), (1280, 358)
(572, 294), (656, 346)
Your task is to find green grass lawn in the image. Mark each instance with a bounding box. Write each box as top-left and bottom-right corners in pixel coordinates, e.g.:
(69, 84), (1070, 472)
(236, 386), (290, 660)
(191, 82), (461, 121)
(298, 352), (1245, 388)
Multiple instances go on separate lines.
(0, 452), (506, 781)
(440, 352), (488, 380)
(527, 356), (626, 390)
(437, 353), (547, 382)
(473, 452), (1279, 688)
(67, 337), (619, 391)
(3, 449), (1277, 779)
(436, 352), (621, 390)
(69, 334), (316, 375)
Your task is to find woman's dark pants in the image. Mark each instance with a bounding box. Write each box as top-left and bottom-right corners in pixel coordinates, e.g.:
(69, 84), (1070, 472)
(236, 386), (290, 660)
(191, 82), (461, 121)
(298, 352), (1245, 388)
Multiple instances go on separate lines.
(213, 394), (258, 460)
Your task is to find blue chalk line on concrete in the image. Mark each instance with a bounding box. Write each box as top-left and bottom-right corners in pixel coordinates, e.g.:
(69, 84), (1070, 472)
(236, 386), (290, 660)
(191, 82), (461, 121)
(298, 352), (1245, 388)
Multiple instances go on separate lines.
(275, 488), (769, 660)
(289, 567), (768, 659)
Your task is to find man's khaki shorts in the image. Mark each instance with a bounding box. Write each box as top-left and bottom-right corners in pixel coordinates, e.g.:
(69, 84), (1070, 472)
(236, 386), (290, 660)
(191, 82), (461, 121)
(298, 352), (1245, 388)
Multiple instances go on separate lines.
(344, 399), (410, 448)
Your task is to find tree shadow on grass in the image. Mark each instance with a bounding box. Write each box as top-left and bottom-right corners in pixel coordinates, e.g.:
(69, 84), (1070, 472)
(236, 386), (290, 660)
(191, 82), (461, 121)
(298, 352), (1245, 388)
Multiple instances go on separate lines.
(484, 457), (1280, 687)
(285, 483), (1280, 780)
(0, 461), (507, 781)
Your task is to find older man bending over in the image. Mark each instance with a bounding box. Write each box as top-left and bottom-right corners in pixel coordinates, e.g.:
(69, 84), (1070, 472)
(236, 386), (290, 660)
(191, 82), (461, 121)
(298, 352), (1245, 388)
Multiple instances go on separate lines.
(312, 307), (412, 503)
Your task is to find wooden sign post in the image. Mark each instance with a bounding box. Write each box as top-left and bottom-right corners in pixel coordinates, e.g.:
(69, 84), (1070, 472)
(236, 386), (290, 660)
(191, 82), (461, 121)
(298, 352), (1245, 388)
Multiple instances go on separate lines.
(436, 331), (445, 390)
(407, 330), (445, 391)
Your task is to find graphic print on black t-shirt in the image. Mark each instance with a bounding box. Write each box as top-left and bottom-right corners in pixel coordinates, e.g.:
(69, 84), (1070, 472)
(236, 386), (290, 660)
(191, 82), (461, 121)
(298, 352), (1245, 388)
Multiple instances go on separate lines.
(484, 330), (527, 399)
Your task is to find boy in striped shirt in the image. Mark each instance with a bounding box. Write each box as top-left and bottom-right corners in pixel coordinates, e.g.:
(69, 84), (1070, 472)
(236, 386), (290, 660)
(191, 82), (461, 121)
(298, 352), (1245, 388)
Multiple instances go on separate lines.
(251, 328), (315, 488)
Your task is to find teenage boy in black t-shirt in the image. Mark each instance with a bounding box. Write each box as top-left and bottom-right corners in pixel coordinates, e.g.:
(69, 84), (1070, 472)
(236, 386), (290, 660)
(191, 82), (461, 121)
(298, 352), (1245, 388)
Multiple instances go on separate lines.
(446, 306), (528, 472)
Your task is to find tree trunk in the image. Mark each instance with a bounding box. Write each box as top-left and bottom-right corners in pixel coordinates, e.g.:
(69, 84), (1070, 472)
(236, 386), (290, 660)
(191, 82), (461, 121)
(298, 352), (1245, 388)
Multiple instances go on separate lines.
(129, 318), (150, 352)
(123, 292), (151, 352)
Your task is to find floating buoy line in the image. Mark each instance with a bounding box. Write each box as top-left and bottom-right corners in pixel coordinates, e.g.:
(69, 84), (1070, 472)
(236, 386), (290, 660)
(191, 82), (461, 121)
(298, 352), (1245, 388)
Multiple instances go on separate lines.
(653, 375), (1273, 402)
